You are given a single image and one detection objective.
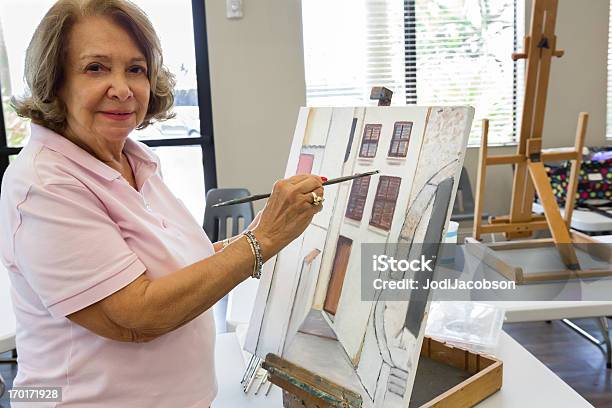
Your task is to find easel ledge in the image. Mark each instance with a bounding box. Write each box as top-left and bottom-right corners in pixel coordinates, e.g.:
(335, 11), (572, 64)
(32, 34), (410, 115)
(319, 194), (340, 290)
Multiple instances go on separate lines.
(262, 353), (362, 408)
(465, 232), (612, 284)
(262, 337), (503, 408)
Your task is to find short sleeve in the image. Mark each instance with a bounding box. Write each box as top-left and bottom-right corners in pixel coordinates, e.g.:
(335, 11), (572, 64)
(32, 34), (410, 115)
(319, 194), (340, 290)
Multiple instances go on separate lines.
(13, 183), (146, 318)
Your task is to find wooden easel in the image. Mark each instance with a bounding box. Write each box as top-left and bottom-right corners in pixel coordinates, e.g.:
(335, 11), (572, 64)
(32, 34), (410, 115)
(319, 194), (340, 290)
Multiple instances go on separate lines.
(263, 354), (363, 408)
(468, 0), (612, 283)
(370, 86), (393, 106)
(262, 337), (503, 408)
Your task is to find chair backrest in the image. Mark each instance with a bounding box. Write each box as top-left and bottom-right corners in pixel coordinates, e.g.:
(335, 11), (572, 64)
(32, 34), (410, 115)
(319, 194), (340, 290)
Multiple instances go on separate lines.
(203, 188), (255, 242)
(452, 167), (475, 217)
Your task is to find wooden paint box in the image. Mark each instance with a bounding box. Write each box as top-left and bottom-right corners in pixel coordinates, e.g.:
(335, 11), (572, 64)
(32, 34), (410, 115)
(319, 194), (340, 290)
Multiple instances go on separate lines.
(263, 336), (502, 408)
(410, 337), (503, 408)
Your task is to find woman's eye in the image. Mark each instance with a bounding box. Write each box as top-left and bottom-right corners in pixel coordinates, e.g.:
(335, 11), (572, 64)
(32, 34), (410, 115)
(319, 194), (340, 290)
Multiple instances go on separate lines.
(86, 63), (104, 72)
(130, 66), (147, 74)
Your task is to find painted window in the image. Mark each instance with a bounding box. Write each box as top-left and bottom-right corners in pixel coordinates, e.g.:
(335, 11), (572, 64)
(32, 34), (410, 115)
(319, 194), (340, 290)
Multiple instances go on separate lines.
(370, 176), (401, 231)
(388, 121), (412, 158)
(359, 124), (381, 158)
(345, 175), (371, 221)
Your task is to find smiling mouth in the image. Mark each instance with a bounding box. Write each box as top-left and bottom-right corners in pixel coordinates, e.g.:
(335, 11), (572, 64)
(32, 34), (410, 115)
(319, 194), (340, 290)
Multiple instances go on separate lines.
(100, 111), (135, 122)
(102, 112), (133, 116)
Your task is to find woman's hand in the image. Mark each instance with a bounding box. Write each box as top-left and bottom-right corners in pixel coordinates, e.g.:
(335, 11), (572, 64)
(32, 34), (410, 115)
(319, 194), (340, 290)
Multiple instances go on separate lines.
(247, 210), (263, 231)
(252, 174), (324, 261)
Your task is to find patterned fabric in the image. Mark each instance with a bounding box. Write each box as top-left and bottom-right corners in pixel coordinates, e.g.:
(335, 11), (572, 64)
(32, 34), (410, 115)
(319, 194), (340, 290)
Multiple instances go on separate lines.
(543, 157), (612, 207)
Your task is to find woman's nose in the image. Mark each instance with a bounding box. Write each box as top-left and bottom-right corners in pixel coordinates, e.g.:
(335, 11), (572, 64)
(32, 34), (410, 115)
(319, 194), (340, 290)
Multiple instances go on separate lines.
(107, 74), (134, 101)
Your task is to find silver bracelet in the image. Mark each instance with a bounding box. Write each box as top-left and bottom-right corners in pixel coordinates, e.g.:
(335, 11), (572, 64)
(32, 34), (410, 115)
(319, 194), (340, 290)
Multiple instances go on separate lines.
(243, 230), (263, 279)
(221, 237), (231, 250)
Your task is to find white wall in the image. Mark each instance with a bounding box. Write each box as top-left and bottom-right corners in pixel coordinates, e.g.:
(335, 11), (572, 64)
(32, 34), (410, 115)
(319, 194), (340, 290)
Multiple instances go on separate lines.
(205, 0), (306, 212)
(206, 0), (610, 216)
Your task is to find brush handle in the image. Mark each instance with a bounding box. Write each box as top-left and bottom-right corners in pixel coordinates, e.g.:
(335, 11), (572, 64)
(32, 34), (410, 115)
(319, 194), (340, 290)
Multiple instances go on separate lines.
(211, 170), (380, 207)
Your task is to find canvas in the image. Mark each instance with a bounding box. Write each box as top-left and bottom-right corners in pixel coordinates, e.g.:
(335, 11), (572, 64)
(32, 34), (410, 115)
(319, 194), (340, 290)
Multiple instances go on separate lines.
(245, 106), (474, 407)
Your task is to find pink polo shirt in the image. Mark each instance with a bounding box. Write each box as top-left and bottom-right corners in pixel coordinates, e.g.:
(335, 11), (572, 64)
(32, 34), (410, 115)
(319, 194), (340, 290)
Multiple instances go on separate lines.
(0, 124), (217, 407)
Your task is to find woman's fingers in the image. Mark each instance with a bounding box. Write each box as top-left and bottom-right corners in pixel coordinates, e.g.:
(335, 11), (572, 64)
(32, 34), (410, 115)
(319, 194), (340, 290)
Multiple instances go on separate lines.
(253, 174), (327, 258)
(300, 187), (324, 205)
(293, 175), (323, 194)
(286, 174), (313, 185)
(275, 175), (325, 210)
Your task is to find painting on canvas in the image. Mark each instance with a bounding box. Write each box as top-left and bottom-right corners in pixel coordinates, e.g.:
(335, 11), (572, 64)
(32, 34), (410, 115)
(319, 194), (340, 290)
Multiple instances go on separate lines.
(245, 106), (474, 406)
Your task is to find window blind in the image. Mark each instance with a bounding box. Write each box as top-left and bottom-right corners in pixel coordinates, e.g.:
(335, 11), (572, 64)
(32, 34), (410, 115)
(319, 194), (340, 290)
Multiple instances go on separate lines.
(302, 0), (407, 107)
(301, 0), (525, 145)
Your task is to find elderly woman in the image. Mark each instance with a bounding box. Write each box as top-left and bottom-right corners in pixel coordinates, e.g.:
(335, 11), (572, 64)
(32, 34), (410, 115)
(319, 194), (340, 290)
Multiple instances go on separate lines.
(0, 0), (324, 406)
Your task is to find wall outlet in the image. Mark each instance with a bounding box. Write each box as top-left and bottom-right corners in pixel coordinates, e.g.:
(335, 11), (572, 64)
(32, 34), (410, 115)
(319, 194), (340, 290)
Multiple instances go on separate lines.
(226, 0), (243, 19)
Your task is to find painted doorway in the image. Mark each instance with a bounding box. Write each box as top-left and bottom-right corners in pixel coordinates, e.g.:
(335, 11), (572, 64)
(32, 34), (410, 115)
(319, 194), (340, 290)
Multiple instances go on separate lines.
(323, 235), (353, 315)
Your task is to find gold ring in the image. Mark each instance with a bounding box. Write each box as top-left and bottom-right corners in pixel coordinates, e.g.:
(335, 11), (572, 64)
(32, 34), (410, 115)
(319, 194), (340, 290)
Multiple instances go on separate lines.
(311, 191), (324, 206)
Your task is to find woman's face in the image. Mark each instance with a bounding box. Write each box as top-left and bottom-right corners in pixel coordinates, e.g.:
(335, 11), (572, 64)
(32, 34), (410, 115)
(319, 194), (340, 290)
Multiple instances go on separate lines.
(58, 16), (150, 147)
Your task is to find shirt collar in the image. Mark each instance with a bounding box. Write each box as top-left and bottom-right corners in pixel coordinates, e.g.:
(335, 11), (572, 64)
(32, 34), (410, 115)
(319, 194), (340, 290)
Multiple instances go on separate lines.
(29, 123), (158, 182)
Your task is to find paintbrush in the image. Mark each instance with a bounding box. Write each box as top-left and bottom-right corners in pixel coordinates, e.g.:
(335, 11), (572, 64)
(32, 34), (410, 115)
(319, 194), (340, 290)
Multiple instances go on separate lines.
(211, 170), (380, 208)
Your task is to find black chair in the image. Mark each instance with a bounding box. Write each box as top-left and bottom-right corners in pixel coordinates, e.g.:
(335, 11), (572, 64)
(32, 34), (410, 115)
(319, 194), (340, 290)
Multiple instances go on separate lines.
(203, 188), (254, 242)
(203, 188), (254, 334)
(451, 167), (489, 222)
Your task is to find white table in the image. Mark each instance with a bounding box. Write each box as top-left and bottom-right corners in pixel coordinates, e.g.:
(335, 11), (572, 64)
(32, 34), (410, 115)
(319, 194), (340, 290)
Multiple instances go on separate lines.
(594, 235), (612, 244)
(458, 238), (612, 368)
(214, 332), (282, 408)
(486, 301), (612, 323)
(532, 202), (612, 232)
(483, 301), (612, 369)
(213, 331), (593, 407)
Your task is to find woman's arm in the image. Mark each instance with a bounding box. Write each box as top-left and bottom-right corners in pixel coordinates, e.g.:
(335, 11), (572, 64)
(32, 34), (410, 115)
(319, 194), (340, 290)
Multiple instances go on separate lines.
(212, 241), (224, 253)
(68, 176), (323, 343)
(69, 234), (259, 343)
(212, 211), (262, 253)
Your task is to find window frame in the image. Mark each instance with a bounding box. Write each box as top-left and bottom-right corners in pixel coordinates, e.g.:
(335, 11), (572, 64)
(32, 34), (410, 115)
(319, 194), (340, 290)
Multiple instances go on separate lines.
(370, 175), (401, 231)
(0, 0), (217, 194)
(345, 175), (371, 221)
(359, 124), (382, 158)
(388, 121), (412, 158)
